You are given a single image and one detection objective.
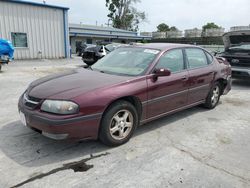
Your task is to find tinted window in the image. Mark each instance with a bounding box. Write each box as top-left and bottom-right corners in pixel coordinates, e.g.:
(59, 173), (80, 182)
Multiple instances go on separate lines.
(11, 32), (28, 47)
(156, 49), (184, 73)
(186, 48), (208, 69)
(205, 51), (213, 64)
(229, 35), (250, 44)
(86, 38), (92, 44)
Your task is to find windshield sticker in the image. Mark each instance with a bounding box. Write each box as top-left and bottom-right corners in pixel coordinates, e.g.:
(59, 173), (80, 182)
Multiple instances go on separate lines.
(144, 49), (159, 54)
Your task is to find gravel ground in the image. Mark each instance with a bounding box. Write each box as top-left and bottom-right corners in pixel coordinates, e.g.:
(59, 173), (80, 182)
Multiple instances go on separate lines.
(0, 57), (250, 188)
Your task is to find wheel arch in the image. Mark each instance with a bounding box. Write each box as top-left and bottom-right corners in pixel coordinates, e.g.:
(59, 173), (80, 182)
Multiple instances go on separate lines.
(215, 78), (228, 94)
(103, 96), (143, 120)
(98, 96), (143, 135)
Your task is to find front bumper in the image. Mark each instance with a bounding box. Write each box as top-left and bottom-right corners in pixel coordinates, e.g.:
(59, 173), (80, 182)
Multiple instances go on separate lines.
(18, 98), (102, 141)
(0, 55), (11, 64)
(231, 67), (250, 78)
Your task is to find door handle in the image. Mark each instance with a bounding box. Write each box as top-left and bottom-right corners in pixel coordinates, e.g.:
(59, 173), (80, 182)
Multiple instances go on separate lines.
(181, 76), (188, 81)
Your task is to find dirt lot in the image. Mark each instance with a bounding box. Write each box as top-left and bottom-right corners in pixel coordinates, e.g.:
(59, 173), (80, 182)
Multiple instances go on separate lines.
(0, 57), (250, 188)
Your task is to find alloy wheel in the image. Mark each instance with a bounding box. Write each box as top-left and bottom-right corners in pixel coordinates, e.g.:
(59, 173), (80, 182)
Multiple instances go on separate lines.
(211, 85), (220, 106)
(109, 110), (134, 140)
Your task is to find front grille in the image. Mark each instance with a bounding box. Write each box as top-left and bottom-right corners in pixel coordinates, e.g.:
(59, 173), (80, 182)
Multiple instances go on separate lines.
(226, 57), (250, 67)
(23, 94), (42, 109)
(232, 71), (250, 77)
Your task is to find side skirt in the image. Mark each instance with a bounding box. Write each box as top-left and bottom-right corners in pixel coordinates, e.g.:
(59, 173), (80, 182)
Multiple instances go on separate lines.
(140, 100), (205, 125)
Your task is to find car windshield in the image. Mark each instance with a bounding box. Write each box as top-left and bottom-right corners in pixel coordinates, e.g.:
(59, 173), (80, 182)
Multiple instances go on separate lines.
(229, 43), (250, 50)
(91, 47), (160, 76)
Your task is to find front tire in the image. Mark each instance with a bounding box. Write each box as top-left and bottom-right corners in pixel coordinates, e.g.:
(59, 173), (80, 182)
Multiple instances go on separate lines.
(204, 82), (221, 109)
(99, 100), (138, 146)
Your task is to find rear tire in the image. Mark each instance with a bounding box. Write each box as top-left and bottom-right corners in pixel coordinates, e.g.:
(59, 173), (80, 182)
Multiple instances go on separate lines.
(204, 82), (222, 109)
(78, 51), (82, 56)
(99, 100), (138, 147)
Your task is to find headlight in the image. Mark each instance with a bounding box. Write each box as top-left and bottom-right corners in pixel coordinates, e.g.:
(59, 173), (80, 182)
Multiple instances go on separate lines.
(41, 100), (79, 115)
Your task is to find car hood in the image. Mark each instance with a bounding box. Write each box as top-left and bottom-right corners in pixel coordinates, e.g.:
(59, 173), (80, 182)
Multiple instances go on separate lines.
(27, 68), (131, 99)
(222, 30), (250, 50)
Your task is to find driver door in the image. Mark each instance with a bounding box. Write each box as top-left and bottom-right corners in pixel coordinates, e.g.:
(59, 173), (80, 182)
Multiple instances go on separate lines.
(146, 49), (189, 119)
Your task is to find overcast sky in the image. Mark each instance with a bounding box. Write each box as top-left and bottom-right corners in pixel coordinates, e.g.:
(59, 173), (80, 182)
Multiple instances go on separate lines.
(30, 0), (250, 32)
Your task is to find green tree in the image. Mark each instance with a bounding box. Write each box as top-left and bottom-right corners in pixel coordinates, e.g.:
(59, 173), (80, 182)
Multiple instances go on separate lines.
(157, 23), (169, 32)
(169, 26), (178, 31)
(202, 22), (220, 32)
(106, 0), (146, 31)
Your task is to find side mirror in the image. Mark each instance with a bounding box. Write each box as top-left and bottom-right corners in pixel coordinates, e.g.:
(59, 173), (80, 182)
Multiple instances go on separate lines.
(212, 50), (221, 56)
(154, 68), (171, 77)
(212, 51), (218, 56)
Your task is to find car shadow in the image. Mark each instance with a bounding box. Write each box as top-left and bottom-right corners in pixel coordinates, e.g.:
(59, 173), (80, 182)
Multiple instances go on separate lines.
(0, 106), (208, 168)
(135, 106), (208, 137)
(0, 120), (109, 167)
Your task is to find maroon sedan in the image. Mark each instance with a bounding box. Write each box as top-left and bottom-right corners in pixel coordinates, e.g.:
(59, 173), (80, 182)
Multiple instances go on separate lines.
(18, 43), (232, 146)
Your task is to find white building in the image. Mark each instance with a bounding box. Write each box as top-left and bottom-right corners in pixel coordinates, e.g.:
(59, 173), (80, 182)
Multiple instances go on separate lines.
(140, 32), (153, 37)
(0, 0), (70, 59)
(204, 28), (225, 37)
(230, 25), (250, 31)
(69, 24), (151, 54)
(152, 32), (166, 39)
(166, 30), (183, 38)
(185, 28), (202, 38)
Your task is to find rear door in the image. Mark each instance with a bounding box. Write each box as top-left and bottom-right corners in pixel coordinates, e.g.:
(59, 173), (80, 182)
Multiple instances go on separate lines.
(184, 48), (214, 104)
(146, 49), (189, 119)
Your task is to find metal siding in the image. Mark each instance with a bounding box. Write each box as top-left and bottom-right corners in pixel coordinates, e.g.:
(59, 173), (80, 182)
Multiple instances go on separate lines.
(0, 1), (66, 59)
(1, 0), (69, 10)
(69, 28), (138, 37)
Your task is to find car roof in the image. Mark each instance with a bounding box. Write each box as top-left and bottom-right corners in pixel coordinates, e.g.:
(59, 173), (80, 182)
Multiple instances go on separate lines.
(133, 43), (196, 51)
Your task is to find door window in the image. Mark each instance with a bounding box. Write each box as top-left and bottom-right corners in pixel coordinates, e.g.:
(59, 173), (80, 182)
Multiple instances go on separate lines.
(205, 51), (213, 64)
(156, 49), (184, 73)
(185, 48), (208, 69)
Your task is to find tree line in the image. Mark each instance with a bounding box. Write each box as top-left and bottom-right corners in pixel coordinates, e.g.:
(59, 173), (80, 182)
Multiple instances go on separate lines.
(105, 0), (222, 33)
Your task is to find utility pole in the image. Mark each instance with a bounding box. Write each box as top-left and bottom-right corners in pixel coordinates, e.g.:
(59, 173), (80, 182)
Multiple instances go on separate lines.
(105, 19), (112, 27)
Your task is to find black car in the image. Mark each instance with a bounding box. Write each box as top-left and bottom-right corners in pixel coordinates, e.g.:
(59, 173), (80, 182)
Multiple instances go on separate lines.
(82, 43), (125, 66)
(219, 30), (250, 78)
(76, 42), (94, 56)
